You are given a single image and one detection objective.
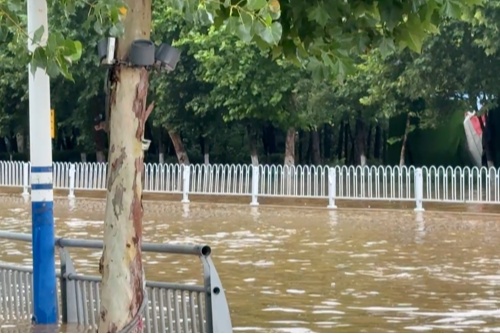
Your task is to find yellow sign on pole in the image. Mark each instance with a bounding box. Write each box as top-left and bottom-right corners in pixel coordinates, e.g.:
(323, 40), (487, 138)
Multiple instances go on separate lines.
(50, 109), (55, 139)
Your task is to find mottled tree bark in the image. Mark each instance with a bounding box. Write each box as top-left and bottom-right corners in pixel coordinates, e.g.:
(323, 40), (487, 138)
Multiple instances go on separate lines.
(99, 0), (152, 332)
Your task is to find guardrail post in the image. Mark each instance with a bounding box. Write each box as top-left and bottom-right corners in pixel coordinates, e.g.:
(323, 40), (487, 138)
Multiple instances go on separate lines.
(250, 165), (259, 206)
(68, 163), (75, 199)
(202, 255), (233, 333)
(59, 248), (79, 324)
(22, 162), (29, 196)
(181, 164), (190, 203)
(327, 167), (337, 209)
(414, 167), (425, 212)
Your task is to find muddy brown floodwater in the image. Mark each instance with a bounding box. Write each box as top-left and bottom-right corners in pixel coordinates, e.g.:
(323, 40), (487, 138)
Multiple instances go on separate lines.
(1, 195), (500, 333)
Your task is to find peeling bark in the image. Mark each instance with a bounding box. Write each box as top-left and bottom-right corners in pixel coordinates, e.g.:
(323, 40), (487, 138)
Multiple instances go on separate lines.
(99, 0), (151, 332)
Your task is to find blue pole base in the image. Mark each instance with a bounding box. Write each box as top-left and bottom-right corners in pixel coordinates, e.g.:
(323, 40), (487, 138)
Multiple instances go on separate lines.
(32, 200), (58, 324)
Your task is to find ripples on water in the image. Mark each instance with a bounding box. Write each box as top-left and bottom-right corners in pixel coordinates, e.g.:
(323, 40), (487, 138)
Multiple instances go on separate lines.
(1, 195), (500, 332)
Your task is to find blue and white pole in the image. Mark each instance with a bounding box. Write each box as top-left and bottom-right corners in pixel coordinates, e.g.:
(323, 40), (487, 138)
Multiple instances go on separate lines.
(27, 0), (58, 324)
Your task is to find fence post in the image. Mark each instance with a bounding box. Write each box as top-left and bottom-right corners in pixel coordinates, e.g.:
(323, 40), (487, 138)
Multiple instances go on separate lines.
(68, 164), (75, 199)
(414, 167), (425, 212)
(22, 162), (29, 196)
(250, 165), (259, 206)
(327, 167), (337, 209)
(181, 164), (190, 203)
(59, 248), (79, 324)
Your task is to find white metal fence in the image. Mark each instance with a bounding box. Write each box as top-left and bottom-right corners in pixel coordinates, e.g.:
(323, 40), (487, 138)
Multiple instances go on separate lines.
(3, 161), (500, 210)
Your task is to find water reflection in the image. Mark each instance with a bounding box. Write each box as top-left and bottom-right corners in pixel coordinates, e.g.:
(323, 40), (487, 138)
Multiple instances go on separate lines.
(0, 195), (500, 332)
(182, 203), (190, 218)
(414, 211), (426, 244)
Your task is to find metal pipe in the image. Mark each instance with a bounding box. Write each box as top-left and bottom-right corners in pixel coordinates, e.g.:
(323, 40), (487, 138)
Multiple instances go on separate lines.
(0, 231), (211, 256)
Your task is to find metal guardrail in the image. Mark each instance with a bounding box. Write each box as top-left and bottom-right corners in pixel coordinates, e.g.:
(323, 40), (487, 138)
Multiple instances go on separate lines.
(0, 231), (232, 333)
(2, 161), (500, 208)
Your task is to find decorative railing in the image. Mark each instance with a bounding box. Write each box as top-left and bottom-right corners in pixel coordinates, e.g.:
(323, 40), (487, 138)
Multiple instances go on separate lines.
(2, 161), (500, 210)
(0, 231), (232, 333)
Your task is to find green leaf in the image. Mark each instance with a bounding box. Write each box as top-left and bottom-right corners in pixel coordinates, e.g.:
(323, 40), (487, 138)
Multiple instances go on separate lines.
(259, 21), (282, 45)
(378, 37), (396, 58)
(442, 0), (464, 18)
(227, 16), (252, 43)
(246, 0), (267, 11)
(398, 15), (427, 52)
(32, 26), (45, 45)
(307, 4), (330, 26)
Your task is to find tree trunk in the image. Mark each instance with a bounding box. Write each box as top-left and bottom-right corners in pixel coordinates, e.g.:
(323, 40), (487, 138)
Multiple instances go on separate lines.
(323, 124), (331, 161)
(355, 113), (367, 166)
(158, 129), (165, 164)
(366, 125), (372, 160)
(168, 129), (190, 165)
(262, 124), (277, 156)
(80, 153), (87, 162)
(15, 132), (24, 154)
(399, 113), (411, 167)
(247, 126), (259, 165)
(382, 130), (388, 164)
(99, 0), (152, 332)
(337, 121), (344, 161)
(311, 129), (321, 165)
(479, 113), (495, 168)
(200, 136), (210, 165)
(344, 122), (350, 164)
(4, 137), (11, 154)
(298, 130), (303, 163)
(96, 151), (106, 163)
(284, 127), (295, 166)
(374, 124), (382, 160)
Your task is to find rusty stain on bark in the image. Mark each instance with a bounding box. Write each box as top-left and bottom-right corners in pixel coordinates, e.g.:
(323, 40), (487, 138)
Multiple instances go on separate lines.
(122, 156), (145, 326)
(132, 69), (154, 141)
(109, 67), (121, 107)
(99, 254), (104, 274)
(130, 157), (144, 241)
(107, 147), (127, 191)
(112, 184), (125, 220)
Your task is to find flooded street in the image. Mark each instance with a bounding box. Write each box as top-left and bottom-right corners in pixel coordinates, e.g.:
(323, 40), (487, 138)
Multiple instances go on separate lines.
(1, 195), (500, 332)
